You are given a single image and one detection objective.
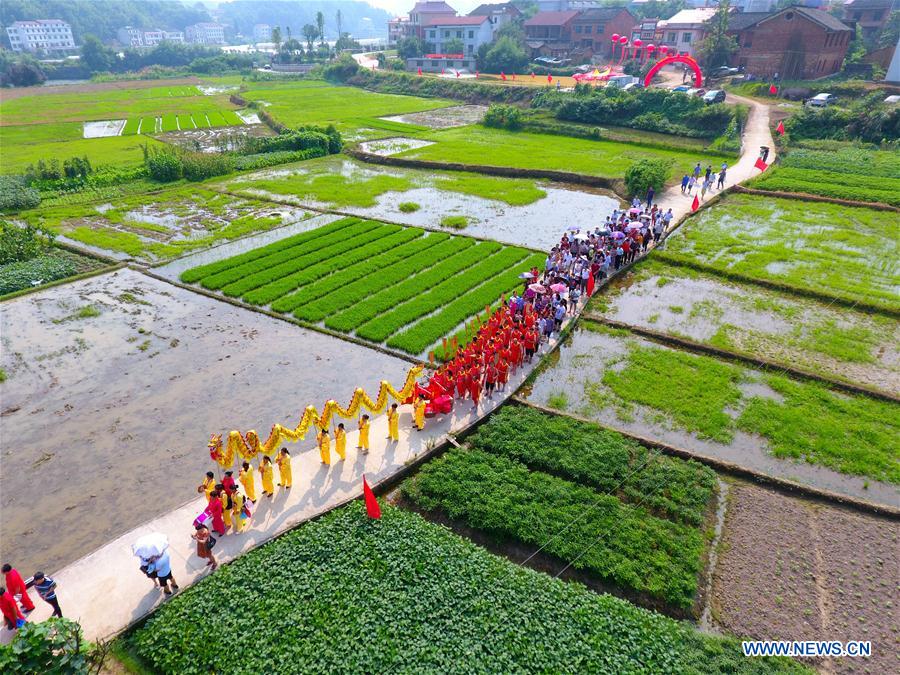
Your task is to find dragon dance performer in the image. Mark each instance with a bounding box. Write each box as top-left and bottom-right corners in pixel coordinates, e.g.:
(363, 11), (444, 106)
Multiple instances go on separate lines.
(240, 461), (257, 502)
(387, 403), (400, 442)
(197, 471), (216, 502)
(414, 395), (427, 431)
(334, 423), (347, 460)
(357, 414), (370, 453)
(260, 456), (275, 497)
(276, 448), (292, 487)
(318, 427), (331, 465)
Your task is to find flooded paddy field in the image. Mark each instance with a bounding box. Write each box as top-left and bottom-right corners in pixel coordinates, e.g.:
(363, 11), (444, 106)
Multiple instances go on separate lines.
(596, 259), (900, 396)
(524, 325), (899, 506)
(158, 123), (271, 153)
(660, 194), (900, 312)
(223, 156), (620, 250)
(712, 481), (897, 675)
(0, 268), (411, 573)
(381, 104), (487, 128)
(16, 186), (311, 261)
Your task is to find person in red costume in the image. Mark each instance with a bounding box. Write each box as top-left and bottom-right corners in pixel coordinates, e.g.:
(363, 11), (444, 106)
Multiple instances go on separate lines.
(2, 564), (34, 613)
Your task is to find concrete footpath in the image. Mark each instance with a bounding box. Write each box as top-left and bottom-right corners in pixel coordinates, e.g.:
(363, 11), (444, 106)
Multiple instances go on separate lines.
(2, 309), (577, 643)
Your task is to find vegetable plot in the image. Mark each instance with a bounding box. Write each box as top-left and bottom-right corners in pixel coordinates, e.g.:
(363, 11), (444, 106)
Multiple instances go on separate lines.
(181, 220), (534, 355)
(127, 503), (808, 674)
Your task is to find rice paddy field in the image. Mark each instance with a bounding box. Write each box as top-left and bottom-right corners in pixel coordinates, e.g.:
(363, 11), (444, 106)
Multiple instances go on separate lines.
(179, 216), (542, 356)
(15, 186), (311, 260)
(658, 194), (900, 311)
(121, 109), (245, 135)
(594, 258), (900, 396)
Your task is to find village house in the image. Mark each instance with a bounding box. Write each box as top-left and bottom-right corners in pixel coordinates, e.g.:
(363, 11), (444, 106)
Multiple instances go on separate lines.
(657, 8), (719, 57)
(571, 7), (637, 58)
(423, 14), (495, 56)
(524, 11), (580, 58)
(388, 1), (458, 46)
(842, 0), (894, 41)
(468, 2), (522, 31)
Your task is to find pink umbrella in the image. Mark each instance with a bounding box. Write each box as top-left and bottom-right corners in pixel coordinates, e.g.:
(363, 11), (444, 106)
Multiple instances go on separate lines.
(626, 222), (641, 230)
(528, 283), (548, 294)
(550, 283), (567, 293)
(628, 207), (641, 215)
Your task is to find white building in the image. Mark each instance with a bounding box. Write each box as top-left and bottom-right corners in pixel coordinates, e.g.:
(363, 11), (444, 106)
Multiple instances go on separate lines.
(117, 26), (145, 47)
(6, 19), (76, 53)
(253, 23), (272, 42)
(144, 29), (184, 46)
(423, 15), (494, 56)
(657, 8), (718, 56)
(186, 23), (226, 45)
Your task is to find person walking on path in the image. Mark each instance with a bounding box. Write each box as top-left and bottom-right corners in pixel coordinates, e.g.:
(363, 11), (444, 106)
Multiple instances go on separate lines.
(260, 456), (275, 498)
(207, 490), (227, 535)
(146, 550), (178, 596)
(413, 396), (426, 431)
(693, 162), (701, 179)
(239, 461), (257, 502)
(645, 185), (654, 207)
(32, 572), (62, 618)
(192, 524), (218, 571)
(318, 427), (332, 465)
(334, 424), (347, 460)
(386, 404), (400, 442)
(704, 165), (712, 183)
(198, 471), (215, 502)
(687, 175), (696, 195)
(717, 168), (726, 189)
(680, 174), (689, 193)
(276, 448), (293, 486)
(231, 489), (246, 533)
(357, 415), (370, 454)
(2, 564), (34, 613)
(1, 587), (25, 630)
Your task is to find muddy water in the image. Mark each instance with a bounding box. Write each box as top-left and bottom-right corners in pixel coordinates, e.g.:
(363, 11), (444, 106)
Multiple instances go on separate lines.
(524, 326), (898, 507)
(602, 269), (900, 396)
(358, 137), (435, 156)
(382, 105), (487, 129)
(0, 269), (411, 573)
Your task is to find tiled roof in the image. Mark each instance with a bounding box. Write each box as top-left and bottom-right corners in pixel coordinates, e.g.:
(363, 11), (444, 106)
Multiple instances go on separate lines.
(524, 11), (580, 27)
(423, 14), (489, 26)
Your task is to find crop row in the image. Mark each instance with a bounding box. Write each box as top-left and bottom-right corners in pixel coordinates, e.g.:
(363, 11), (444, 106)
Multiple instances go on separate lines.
(751, 167), (900, 206)
(127, 504), (805, 674)
(121, 117), (141, 135)
(469, 406), (717, 526)
(204, 220), (382, 293)
(325, 240), (494, 333)
(288, 234), (453, 321)
(356, 247), (524, 344)
(251, 226), (419, 307)
(402, 448), (703, 609)
(297, 236), (474, 323)
(388, 252), (542, 354)
(181, 217), (359, 284)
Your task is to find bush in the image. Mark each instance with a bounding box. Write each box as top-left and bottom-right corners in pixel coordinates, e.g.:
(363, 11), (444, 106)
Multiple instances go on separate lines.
(0, 255), (76, 295)
(0, 220), (55, 265)
(0, 176), (40, 212)
(624, 158), (670, 197)
(143, 146), (182, 182)
(482, 103), (523, 130)
(181, 151), (234, 181)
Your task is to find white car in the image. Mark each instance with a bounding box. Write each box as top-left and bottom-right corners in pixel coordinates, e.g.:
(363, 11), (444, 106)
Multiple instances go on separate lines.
(805, 93), (837, 107)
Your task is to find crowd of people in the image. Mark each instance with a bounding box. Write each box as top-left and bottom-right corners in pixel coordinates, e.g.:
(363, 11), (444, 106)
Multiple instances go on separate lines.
(1, 564), (62, 631)
(680, 161), (729, 201)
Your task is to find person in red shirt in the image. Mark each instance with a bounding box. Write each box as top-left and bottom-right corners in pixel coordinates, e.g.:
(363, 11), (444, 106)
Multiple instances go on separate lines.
(456, 369), (469, 399)
(1, 564), (34, 613)
(469, 366), (482, 409)
(497, 358), (509, 391)
(0, 586), (25, 631)
(485, 361), (498, 399)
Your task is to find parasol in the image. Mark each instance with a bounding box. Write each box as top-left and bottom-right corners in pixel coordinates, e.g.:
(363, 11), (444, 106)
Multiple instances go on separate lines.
(528, 283), (548, 294)
(132, 533), (169, 560)
(518, 272), (535, 279)
(550, 283), (567, 293)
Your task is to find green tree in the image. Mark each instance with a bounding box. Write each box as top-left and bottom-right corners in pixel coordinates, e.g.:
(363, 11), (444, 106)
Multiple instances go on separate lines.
(481, 36), (528, 73)
(271, 25), (281, 50)
(444, 38), (464, 54)
(878, 10), (899, 48)
(80, 34), (117, 73)
(397, 36), (429, 59)
(316, 11), (326, 46)
(302, 24), (319, 53)
(624, 159), (670, 197)
(696, 0), (737, 68)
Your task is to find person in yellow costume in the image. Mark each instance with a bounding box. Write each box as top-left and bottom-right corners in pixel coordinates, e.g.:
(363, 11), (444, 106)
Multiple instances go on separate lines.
(260, 456), (275, 498)
(220, 488), (232, 531)
(318, 427), (331, 465)
(414, 395), (426, 431)
(231, 489), (245, 533)
(357, 414), (370, 454)
(239, 461), (257, 502)
(334, 423), (347, 461)
(387, 403), (400, 442)
(197, 471), (216, 501)
(276, 448), (292, 488)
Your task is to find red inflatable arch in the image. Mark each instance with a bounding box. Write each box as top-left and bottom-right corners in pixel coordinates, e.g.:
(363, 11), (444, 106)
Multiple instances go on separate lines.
(643, 54), (703, 88)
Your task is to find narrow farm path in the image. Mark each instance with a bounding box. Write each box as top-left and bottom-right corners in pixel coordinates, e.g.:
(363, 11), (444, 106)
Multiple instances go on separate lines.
(0, 302), (582, 643)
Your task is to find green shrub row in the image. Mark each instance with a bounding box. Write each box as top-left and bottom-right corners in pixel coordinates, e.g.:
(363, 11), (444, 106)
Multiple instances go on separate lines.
(258, 226), (425, 309)
(0, 254), (76, 295)
(403, 448), (703, 609)
(126, 503), (807, 674)
(199, 220), (374, 290)
(749, 166), (900, 206)
(300, 236), (472, 323)
(223, 222), (398, 299)
(287, 233), (450, 321)
(0, 176), (41, 213)
(356, 246), (523, 343)
(388, 251), (540, 354)
(325, 239), (492, 333)
(781, 146), (900, 178)
(469, 406), (717, 526)
(233, 148), (327, 172)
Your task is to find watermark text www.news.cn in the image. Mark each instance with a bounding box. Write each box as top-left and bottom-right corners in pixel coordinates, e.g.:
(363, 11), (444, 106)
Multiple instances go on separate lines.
(742, 641), (871, 658)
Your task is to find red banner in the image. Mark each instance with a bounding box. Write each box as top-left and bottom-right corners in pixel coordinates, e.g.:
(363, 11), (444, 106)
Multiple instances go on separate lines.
(363, 475), (381, 519)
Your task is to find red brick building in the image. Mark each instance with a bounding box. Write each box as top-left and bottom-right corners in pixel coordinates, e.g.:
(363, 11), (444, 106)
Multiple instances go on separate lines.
(730, 7), (853, 79)
(571, 8), (637, 58)
(524, 11), (579, 57)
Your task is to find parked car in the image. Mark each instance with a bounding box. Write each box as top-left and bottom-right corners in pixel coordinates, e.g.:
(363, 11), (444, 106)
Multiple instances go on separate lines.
(884, 95), (900, 104)
(703, 89), (726, 104)
(709, 66), (740, 79)
(671, 85), (691, 93)
(686, 87), (707, 98)
(533, 56), (570, 67)
(805, 93), (837, 107)
(622, 82), (644, 91)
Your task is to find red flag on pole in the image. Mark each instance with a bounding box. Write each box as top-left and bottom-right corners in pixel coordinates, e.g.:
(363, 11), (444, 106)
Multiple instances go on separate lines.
(455, 70), (460, 78)
(531, 71), (535, 79)
(475, 70), (479, 78)
(417, 67), (422, 76)
(769, 84), (777, 95)
(512, 73), (516, 80)
(691, 195), (700, 212)
(776, 120), (785, 135)
(441, 68), (445, 75)
(586, 272), (595, 297)
(363, 475), (381, 519)
(501, 71), (507, 81)
(754, 157), (768, 171)
(547, 74), (553, 83)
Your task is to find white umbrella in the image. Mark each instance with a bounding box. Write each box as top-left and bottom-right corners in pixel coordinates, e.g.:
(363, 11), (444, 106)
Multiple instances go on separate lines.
(625, 222), (641, 231)
(132, 533), (169, 560)
(528, 283), (548, 294)
(518, 272), (535, 279)
(566, 225), (580, 232)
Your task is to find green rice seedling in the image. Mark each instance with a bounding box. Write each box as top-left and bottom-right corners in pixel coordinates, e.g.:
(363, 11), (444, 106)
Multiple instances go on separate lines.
(398, 202), (420, 212)
(440, 215), (468, 230)
(160, 114), (178, 132)
(121, 117), (141, 135)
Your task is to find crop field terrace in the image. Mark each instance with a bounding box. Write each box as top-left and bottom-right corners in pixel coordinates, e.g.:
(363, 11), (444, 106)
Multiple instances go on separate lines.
(120, 109), (245, 135)
(180, 217), (542, 356)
